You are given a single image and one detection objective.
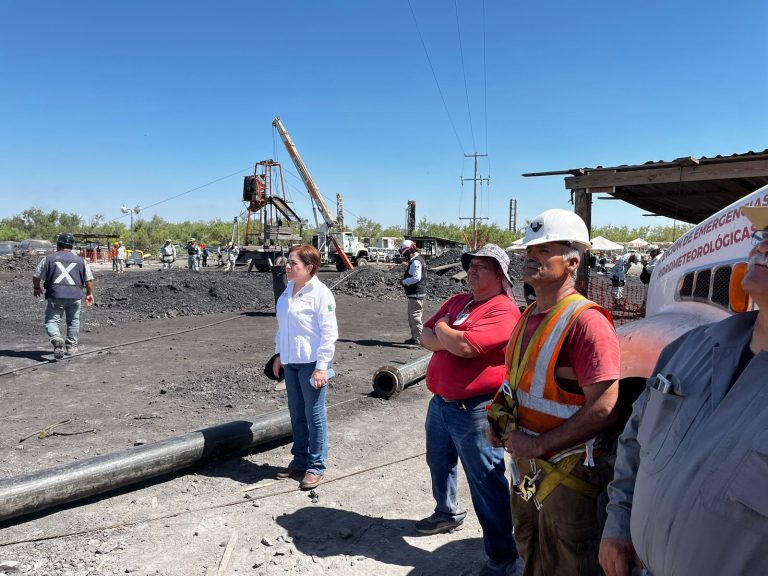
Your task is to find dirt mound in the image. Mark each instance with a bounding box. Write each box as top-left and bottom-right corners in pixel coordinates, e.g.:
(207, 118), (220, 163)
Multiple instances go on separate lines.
(332, 264), (465, 302)
(0, 254), (40, 273)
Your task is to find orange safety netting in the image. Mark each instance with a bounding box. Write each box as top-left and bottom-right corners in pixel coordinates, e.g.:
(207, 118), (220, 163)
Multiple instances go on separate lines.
(587, 275), (647, 327)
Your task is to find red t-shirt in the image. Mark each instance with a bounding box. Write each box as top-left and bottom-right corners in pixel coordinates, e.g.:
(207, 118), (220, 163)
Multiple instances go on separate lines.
(521, 306), (620, 390)
(425, 293), (521, 400)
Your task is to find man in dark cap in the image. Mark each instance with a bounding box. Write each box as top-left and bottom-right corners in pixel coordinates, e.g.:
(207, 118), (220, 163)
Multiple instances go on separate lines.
(32, 233), (95, 359)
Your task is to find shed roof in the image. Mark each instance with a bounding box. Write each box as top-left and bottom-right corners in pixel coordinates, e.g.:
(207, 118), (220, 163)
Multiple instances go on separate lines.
(523, 150), (768, 224)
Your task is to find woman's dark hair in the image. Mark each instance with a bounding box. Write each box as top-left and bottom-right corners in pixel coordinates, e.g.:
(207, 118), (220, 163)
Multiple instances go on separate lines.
(288, 244), (321, 277)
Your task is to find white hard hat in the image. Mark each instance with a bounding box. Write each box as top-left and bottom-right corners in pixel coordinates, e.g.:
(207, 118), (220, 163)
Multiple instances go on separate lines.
(399, 239), (416, 255)
(523, 209), (591, 251)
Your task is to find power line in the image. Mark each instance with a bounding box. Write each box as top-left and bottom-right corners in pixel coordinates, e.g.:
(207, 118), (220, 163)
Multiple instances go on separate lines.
(406, 0), (466, 154)
(454, 0), (476, 153)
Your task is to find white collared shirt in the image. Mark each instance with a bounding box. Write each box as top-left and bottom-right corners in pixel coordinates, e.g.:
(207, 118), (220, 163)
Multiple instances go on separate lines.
(275, 275), (338, 370)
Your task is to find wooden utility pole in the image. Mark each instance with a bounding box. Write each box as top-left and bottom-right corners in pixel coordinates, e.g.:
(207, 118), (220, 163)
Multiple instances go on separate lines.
(573, 188), (591, 296)
(460, 153), (490, 249)
(509, 198), (517, 232)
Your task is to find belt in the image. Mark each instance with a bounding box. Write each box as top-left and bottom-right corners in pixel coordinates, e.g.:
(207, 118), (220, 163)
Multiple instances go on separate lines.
(441, 393), (495, 410)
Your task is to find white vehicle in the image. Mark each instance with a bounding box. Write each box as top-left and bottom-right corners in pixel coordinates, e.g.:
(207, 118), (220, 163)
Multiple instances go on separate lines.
(331, 231), (370, 269)
(618, 185), (765, 380)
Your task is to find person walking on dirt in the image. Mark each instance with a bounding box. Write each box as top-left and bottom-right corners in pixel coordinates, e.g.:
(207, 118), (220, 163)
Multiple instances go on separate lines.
(217, 245), (225, 267)
(399, 239), (427, 345)
(609, 253), (627, 308)
(186, 238), (200, 271)
(416, 243), (521, 576)
(32, 232), (95, 359)
(201, 246), (209, 267)
(116, 241), (127, 273)
(160, 239), (176, 270)
(226, 242), (239, 272)
(487, 209), (620, 576)
(271, 244), (338, 491)
(600, 206), (768, 576)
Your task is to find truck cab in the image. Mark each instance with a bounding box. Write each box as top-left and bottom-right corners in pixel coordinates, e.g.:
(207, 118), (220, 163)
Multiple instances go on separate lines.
(617, 185), (765, 380)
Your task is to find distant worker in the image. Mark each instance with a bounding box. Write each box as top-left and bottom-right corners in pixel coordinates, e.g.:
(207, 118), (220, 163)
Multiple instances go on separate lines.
(399, 239), (427, 345)
(116, 241), (126, 273)
(186, 238), (200, 271)
(111, 242), (118, 272)
(160, 239), (176, 270)
(639, 245), (662, 285)
(226, 242), (239, 272)
(416, 243), (521, 576)
(609, 253), (627, 307)
(32, 232), (95, 359)
(598, 252), (607, 274)
(600, 206), (768, 576)
(201, 245), (209, 267)
(217, 244), (225, 267)
(488, 209), (620, 576)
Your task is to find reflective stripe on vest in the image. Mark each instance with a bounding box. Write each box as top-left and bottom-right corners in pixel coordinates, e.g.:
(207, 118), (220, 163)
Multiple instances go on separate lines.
(505, 293), (612, 444)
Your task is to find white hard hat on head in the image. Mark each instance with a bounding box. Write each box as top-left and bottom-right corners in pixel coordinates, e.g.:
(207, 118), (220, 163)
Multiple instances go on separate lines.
(399, 239), (416, 255)
(523, 209), (591, 251)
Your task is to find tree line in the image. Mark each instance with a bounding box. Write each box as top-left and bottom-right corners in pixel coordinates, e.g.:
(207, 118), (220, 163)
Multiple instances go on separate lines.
(0, 208), (692, 252)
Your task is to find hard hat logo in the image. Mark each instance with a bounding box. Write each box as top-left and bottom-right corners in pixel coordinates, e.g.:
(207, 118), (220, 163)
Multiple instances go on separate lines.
(522, 208), (592, 251)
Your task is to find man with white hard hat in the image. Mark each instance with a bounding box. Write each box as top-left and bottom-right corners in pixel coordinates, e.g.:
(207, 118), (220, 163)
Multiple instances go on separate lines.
(487, 208), (621, 575)
(600, 204), (768, 576)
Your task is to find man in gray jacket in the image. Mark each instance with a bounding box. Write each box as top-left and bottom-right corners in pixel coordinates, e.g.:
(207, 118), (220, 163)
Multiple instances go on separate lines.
(600, 205), (768, 576)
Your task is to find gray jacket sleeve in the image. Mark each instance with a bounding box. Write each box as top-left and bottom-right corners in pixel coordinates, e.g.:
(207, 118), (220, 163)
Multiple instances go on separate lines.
(602, 388), (648, 540)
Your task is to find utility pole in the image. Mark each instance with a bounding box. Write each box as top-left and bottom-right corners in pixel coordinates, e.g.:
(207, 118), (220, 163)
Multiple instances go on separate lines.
(459, 153), (489, 249)
(509, 198), (518, 232)
(336, 194), (344, 233)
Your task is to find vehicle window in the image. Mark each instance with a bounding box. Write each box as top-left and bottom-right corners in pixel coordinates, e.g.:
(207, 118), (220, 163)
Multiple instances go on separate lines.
(679, 272), (694, 297)
(693, 269), (711, 299)
(711, 266), (731, 308)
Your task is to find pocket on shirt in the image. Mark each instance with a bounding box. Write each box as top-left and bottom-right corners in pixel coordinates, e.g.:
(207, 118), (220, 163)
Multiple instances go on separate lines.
(713, 428), (768, 535)
(636, 387), (700, 474)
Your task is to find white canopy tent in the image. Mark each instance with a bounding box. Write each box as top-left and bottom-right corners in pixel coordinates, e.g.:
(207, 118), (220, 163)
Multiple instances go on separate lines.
(506, 238), (526, 251)
(590, 236), (623, 251)
(627, 238), (649, 249)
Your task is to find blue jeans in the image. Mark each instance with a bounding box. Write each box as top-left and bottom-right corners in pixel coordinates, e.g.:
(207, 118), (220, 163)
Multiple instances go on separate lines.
(284, 362), (328, 475)
(425, 395), (517, 563)
(44, 297), (82, 345)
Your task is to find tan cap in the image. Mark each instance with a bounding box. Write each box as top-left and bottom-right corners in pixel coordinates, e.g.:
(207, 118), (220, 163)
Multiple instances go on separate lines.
(742, 206), (768, 230)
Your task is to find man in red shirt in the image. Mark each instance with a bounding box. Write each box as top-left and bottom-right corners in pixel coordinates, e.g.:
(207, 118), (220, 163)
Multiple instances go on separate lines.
(416, 244), (521, 576)
(488, 209), (620, 576)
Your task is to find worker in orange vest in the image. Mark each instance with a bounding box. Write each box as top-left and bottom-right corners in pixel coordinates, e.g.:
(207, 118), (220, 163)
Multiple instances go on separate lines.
(487, 209), (620, 576)
(110, 242), (118, 272)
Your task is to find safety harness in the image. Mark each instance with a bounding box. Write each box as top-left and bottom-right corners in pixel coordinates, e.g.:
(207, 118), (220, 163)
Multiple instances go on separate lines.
(488, 293), (604, 508)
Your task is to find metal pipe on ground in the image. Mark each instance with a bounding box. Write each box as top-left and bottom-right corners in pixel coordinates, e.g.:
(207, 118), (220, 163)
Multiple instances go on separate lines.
(372, 354), (432, 398)
(0, 411), (292, 523)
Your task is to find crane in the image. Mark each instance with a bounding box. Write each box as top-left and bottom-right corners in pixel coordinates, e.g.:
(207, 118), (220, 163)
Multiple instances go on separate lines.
(272, 116), (354, 270)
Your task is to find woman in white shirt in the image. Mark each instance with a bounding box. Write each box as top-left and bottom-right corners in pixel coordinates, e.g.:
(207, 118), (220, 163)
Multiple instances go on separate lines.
(271, 244), (338, 490)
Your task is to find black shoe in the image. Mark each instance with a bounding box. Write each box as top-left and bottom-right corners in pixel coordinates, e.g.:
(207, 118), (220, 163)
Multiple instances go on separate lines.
(414, 513), (463, 534)
(404, 338), (418, 345)
(51, 337), (65, 360)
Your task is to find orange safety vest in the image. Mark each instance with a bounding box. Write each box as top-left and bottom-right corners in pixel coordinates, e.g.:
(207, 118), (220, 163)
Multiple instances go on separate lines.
(111, 247), (117, 258)
(504, 293), (612, 460)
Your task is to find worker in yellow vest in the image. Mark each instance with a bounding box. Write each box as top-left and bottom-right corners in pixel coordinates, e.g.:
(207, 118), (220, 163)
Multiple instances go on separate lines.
(487, 208), (621, 576)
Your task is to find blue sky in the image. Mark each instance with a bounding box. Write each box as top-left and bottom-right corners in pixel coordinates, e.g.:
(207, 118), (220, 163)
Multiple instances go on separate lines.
(1, 1), (766, 233)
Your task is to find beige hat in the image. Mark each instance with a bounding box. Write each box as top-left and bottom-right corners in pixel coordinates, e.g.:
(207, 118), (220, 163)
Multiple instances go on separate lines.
(743, 206), (768, 230)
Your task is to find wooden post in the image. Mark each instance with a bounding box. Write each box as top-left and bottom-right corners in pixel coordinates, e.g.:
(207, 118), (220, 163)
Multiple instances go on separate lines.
(574, 188), (591, 296)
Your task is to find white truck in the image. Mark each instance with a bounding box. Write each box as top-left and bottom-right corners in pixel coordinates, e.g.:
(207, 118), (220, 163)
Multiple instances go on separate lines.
(618, 184), (765, 381)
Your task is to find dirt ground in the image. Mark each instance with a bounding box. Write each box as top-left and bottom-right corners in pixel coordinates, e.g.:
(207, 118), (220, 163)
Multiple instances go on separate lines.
(0, 259), (526, 576)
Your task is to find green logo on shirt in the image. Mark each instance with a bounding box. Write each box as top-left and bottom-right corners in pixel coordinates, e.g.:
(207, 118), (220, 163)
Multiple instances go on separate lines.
(328, 305), (334, 312)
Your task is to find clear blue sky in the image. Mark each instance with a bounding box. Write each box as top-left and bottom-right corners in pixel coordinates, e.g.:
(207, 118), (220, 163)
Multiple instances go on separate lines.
(2, 0), (766, 233)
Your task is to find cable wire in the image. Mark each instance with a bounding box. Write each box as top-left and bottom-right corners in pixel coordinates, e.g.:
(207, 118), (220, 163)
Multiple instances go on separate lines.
(406, 0), (466, 154)
(454, 0), (476, 153)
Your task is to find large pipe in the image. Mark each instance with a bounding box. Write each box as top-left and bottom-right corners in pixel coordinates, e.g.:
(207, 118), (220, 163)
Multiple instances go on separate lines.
(372, 354), (432, 398)
(0, 411), (292, 523)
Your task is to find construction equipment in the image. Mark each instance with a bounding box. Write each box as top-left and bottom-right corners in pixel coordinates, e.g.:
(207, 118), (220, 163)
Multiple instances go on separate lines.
(272, 116), (360, 271)
(237, 159), (303, 271)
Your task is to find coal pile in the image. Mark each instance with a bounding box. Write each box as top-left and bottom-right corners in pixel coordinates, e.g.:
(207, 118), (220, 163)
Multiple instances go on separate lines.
(97, 269), (275, 321)
(332, 264), (466, 301)
(0, 254), (40, 273)
(428, 247), (465, 267)
(0, 268), (277, 333)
